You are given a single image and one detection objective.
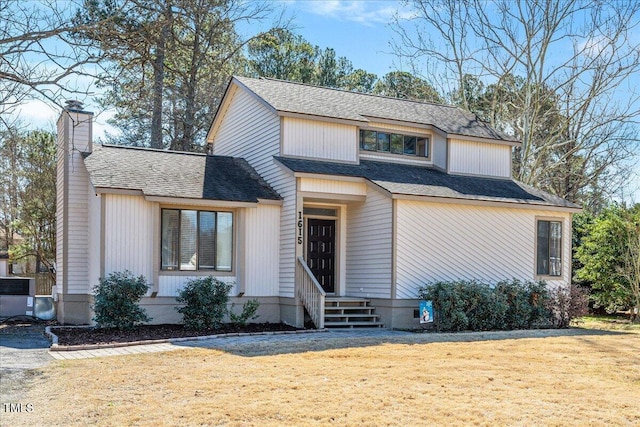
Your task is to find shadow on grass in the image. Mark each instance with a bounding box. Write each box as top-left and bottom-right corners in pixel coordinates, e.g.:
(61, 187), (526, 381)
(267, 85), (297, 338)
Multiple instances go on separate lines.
(171, 327), (634, 358)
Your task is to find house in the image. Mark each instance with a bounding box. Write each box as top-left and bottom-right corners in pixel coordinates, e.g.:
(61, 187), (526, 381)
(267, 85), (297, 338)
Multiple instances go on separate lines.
(55, 78), (580, 327)
(0, 250), (8, 277)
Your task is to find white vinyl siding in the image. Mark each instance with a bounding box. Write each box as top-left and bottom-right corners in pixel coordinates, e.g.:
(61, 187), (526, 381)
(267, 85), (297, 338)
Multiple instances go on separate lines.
(240, 204), (280, 296)
(449, 138), (512, 178)
(394, 200), (572, 299)
(55, 114), (66, 291)
(212, 86), (296, 297)
(158, 275), (237, 297)
(56, 111), (93, 294)
(299, 178), (366, 196)
(103, 194), (155, 281)
(345, 186), (393, 298)
(432, 133), (447, 170)
(87, 190), (101, 289)
(282, 117), (357, 162)
(367, 122), (429, 135)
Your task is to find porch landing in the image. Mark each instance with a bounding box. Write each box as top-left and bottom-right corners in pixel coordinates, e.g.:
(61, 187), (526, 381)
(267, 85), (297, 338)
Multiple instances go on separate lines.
(324, 297), (384, 328)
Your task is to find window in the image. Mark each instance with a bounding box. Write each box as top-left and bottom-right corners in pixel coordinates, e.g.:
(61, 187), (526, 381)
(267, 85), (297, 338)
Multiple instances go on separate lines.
(161, 209), (233, 271)
(359, 129), (429, 158)
(536, 220), (562, 276)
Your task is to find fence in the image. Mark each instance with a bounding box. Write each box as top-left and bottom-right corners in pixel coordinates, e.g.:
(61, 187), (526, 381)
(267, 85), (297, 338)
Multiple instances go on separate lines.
(35, 273), (55, 295)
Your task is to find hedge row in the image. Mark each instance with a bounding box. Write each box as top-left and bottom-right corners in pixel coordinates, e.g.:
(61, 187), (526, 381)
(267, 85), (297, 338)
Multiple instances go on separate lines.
(418, 279), (588, 332)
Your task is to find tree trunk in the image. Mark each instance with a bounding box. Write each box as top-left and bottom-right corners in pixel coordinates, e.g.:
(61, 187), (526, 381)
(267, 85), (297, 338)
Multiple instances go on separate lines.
(150, 11), (171, 149)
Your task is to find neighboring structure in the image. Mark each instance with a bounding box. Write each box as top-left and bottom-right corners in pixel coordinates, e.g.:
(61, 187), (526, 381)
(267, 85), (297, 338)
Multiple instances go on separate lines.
(0, 250), (8, 277)
(55, 78), (580, 327)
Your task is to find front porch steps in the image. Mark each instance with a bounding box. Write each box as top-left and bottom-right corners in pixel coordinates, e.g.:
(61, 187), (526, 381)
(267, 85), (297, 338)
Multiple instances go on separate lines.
(324, 297), (384, 328)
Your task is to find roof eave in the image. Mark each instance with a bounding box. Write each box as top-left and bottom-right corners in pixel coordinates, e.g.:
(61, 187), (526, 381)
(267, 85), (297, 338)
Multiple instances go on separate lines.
(390, 192), (582, 212)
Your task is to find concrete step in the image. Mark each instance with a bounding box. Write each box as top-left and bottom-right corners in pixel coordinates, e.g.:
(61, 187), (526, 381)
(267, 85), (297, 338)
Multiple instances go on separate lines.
(325, 313), (380, 320)
(324, 307), (375, 314)
(323, 296), (383, 328)
(325, 298), (371, 307)
(324, 321), (385, 328)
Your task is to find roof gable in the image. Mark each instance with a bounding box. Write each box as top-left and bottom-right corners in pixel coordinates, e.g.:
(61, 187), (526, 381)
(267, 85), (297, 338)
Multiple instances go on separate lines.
(210, 76), (518, 144)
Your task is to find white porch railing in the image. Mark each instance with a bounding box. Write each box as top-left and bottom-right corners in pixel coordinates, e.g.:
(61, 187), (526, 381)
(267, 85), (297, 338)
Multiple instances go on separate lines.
(296, 256), (326, 329)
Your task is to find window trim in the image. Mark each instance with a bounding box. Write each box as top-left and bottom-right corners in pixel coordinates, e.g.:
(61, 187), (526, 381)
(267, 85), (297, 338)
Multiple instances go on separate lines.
(160, 207), (235, 274)
(359, 128), (431, 161)
(534, 217), (564, 279)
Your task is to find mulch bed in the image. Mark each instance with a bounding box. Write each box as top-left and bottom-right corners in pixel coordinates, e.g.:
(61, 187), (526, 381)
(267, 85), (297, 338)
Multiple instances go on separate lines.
(53, 323), (301, 346)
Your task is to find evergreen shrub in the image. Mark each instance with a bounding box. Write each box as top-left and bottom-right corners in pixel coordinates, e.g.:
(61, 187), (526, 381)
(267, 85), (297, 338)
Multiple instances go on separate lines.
(418, 279), (555, 332)
(176, 277), (232, 330)
(93, 270), (151, 330)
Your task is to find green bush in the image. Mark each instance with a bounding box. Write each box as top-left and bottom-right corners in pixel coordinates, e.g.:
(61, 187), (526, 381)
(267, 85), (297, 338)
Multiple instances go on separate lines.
(93, 271), (151, 330)
(418, 279), (552, 332)
(495, 279), (550, 329)
(229, 299), (261, 326)
(176, 277), (233, 330)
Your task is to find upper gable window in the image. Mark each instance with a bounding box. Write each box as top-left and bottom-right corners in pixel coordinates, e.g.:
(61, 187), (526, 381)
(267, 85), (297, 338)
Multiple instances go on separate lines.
(359, 129), (429, 158)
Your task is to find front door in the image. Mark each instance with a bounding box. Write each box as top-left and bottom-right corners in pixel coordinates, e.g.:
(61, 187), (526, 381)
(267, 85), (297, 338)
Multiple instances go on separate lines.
(306, 218), (336, 293)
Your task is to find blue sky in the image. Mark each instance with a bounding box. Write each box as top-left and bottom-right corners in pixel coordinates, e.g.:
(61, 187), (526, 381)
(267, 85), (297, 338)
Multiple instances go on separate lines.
(15, 0), (640, 202)
(19, 1), (407, 133)
(270, 0), (409, 77)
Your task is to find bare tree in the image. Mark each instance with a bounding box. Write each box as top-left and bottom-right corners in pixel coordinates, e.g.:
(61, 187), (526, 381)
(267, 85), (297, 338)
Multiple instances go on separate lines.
(395, 0), (640, 205)
(0, 0), (113, 119)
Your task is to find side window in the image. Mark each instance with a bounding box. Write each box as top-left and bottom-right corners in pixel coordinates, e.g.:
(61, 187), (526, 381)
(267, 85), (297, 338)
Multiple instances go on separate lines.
(536, 220), (562, 276)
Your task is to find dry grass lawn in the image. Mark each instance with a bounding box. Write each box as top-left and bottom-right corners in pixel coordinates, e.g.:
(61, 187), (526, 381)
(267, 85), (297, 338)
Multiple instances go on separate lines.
(4, 329), (640, 426)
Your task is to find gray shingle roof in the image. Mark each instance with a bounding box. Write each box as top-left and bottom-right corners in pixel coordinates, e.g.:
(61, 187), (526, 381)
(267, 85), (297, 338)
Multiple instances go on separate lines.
(234, 76), (518, 143)
(275, 157), (580, 209)
(84, 145), (281, 202)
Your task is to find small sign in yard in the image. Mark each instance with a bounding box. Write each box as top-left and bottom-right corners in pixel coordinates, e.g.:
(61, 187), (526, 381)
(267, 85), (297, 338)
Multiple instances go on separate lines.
(419, 300), (434, 323)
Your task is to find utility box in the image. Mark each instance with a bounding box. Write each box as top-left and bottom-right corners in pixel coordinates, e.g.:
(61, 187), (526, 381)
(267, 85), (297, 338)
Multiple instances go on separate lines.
(0, 277), (36, 317)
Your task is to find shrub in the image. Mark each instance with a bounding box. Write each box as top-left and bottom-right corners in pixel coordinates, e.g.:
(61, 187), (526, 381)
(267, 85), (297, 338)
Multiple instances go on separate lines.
(418, 279), (552, 332)
(93, 271), (151, 330)
(546, 283), (590, 328)
(176, 277), (233, 330)
(229, 299), (260, 326)
(495, 279), (550, 329)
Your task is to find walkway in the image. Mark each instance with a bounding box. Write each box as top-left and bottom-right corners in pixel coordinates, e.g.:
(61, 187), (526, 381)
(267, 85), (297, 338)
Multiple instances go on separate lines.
(45, 327), (606, 360)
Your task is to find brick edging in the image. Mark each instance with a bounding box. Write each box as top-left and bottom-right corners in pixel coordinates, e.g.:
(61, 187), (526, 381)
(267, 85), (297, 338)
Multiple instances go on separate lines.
(46, 326), (327, 352)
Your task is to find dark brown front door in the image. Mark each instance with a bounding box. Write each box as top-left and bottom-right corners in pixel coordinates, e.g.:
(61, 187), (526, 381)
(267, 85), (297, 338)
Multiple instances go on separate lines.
(306, 218), (335, 293)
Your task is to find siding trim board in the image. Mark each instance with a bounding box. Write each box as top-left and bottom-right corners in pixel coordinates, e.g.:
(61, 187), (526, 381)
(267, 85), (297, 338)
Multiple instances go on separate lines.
(363, 116), (447, 138)
(390, 193), (582, 213)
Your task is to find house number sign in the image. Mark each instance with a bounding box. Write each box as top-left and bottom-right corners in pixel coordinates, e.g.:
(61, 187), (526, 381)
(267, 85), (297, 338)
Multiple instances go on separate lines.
(297, 211), (303, 245)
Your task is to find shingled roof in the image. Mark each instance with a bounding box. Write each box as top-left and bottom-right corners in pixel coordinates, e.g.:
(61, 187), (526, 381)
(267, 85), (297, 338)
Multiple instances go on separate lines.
(84, 145), (281, 203)
(232, 76), (518, 143)
(275, 157), (580, 209)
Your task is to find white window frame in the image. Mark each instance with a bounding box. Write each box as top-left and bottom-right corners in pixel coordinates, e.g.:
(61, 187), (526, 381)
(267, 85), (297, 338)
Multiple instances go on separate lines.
(160, 208), (234, 273)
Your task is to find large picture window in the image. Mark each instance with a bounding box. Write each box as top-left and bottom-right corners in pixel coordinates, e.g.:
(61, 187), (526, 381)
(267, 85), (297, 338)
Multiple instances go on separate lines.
(359, 129), (429, 158)
(161, 209), (233, 271)
(536, 220), (562, 276)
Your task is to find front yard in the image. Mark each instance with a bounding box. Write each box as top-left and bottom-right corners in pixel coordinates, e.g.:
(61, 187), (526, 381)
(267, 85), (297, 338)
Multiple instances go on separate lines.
(3, 326), (640, 426)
